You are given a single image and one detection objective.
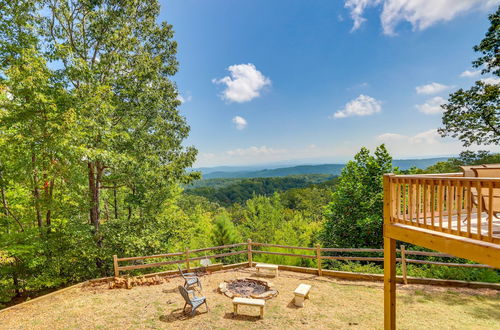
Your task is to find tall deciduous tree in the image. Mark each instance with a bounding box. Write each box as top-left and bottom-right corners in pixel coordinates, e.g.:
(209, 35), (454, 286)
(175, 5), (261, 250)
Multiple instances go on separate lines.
(38, 0), (198, 233)
(321, 145), (392, 248)
(439, 7), (499, 147)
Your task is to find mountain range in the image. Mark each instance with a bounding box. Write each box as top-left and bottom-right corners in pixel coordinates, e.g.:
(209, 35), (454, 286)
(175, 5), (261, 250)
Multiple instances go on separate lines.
(195, 157), (449, 179)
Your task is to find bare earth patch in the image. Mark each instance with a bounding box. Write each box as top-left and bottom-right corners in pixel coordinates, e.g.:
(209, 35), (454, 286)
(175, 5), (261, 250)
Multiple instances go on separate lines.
(1, 268), (499, 329)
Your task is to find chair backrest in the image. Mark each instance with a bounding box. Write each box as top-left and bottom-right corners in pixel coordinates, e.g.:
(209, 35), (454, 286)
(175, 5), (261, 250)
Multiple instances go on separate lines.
(460, 165), (483, 177)
(177, 264), (187, 279)
(471, 167), (500, 213)
(178, 285), (192, 304)
(482, 163), (500, 168)
(473, 167), (500, 178)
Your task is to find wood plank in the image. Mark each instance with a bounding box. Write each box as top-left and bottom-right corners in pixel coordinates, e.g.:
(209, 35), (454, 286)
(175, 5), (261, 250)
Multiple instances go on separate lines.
(252, 250), (315, 259)
(405, 259), (493, 268)
(467, 181), (472, 237)
(409, 180), (414, 224)
(251, 242), (316, 250)
(447, 182), (452, 231)
(384, 223), (500, 268)
(321, 248), (384, 253)
(430, 182), (435, 228)
(488, 183), (493, 241)
(416, 182), (421, 227)
(438, 181), (443, 231)
(477, 181), (483, 240)
(384, 237), (396, 330)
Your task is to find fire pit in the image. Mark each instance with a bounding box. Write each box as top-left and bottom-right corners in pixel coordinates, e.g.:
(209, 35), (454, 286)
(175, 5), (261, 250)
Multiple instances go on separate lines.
(219, 278), (278, 299)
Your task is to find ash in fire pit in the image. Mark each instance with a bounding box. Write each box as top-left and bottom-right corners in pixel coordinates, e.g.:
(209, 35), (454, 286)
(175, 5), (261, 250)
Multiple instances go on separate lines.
(219, 278), (278, 299)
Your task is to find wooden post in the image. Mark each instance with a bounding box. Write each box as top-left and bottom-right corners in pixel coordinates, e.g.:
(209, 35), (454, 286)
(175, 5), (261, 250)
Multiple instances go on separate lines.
(113, 255), (119, 278)
(401, 245), (408, 285)
(316, 244), (322, 276)
(247, 239), (253, 268)
(383, 174), (396, 330)
(185, 249), (190, 271)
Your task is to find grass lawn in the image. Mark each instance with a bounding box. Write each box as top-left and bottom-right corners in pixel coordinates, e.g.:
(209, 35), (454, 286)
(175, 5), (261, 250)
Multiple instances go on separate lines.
(0, 268), (499, 329)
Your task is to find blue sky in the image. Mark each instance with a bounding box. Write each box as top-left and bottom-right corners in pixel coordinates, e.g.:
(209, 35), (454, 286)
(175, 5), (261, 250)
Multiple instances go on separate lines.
(159, 0), (500, 167)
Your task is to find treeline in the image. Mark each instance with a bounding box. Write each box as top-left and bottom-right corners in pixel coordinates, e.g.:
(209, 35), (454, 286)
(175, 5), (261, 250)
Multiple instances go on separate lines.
(185, 175), (337, 206)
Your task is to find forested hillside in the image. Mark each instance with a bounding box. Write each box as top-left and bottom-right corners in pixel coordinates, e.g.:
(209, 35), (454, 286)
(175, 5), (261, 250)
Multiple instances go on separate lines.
(185, 175), (336, 206)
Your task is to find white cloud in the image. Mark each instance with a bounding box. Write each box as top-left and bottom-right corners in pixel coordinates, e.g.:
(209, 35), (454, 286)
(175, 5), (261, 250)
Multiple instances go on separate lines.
(345, 0), (500, 35)
(332, 94), (382, 118)
(232, 116), (248, 130)
(415, 82), (450, 95)
(415, 96), (446, 115)
(481, 77), (500, 85)
(460, 70), (481, 78)
(377, 128), (455, 155)
(212, 63), (271, 103)
(345, 0), (381, 31)
(177, 94), (192, 103)
(375, 128), (500, 158)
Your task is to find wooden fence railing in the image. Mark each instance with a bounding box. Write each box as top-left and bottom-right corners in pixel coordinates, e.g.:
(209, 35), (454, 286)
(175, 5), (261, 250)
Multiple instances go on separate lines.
(113, 240), (495, 284)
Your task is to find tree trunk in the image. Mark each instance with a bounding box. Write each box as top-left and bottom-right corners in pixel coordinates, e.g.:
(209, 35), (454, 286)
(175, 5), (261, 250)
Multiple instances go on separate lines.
(88, 162), (100, 231)
(44, 178), (54, 228)
(32, 153), (42, 228)
(113, 182), (118, 219)
(13, 272), (20, 297)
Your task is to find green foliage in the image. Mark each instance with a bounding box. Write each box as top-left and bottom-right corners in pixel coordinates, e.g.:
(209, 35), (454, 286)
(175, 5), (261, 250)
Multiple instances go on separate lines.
(406, 265), (500, 283)
(186, 175), (335, 206)
(211, 215), (241, 247)
(321, 145), (392, 248)
(439, 82), (499, 147)
(439, 6), (499, 147)
(472, 6), (500, 76)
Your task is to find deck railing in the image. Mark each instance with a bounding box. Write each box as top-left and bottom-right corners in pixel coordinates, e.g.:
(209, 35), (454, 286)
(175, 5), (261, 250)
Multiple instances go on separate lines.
(386, 173), (500, 244)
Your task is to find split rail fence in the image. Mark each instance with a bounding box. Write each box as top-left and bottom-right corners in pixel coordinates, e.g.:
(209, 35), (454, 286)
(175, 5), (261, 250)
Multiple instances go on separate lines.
(113, 240), (494, 285)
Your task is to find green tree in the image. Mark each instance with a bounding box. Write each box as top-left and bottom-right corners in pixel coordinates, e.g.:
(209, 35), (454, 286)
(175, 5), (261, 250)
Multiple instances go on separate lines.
(321, 145), (393, 248)
(211, 215), (241, 247)
(439, 7), (499, 147)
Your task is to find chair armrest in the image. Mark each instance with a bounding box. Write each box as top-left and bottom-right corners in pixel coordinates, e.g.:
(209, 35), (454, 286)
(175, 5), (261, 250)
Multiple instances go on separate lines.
(184, 272), (196, 276)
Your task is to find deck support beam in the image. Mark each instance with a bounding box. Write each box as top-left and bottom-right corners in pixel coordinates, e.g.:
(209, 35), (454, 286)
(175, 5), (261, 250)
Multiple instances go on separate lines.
(384, 237), (396, 330)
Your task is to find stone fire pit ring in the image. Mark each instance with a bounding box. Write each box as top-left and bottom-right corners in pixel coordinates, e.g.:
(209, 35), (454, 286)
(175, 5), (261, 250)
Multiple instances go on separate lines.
(219, 278), (278, 300)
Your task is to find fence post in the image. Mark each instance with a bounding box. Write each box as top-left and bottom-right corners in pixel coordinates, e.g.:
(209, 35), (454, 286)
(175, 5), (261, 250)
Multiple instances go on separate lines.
(316, 244), (322, 276)
(113, 255), (119, 278)
(401, 245), (408, 285)
(185, 249), (190, 271)
(247, 239), (253, 268)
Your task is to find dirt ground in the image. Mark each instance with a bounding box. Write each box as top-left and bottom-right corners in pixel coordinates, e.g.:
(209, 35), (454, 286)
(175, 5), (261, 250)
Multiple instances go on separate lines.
(0, 268), (499, 330)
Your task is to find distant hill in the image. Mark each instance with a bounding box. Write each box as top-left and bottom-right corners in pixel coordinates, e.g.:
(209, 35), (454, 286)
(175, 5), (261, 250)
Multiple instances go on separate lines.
(203, 164), (345, 179)
(199, 157), (449, 179)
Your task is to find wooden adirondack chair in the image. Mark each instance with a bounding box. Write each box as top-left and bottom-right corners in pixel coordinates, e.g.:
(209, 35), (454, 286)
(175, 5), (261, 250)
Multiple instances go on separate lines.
(178, 285), (209, 316)
(472, 167), (500, 219)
